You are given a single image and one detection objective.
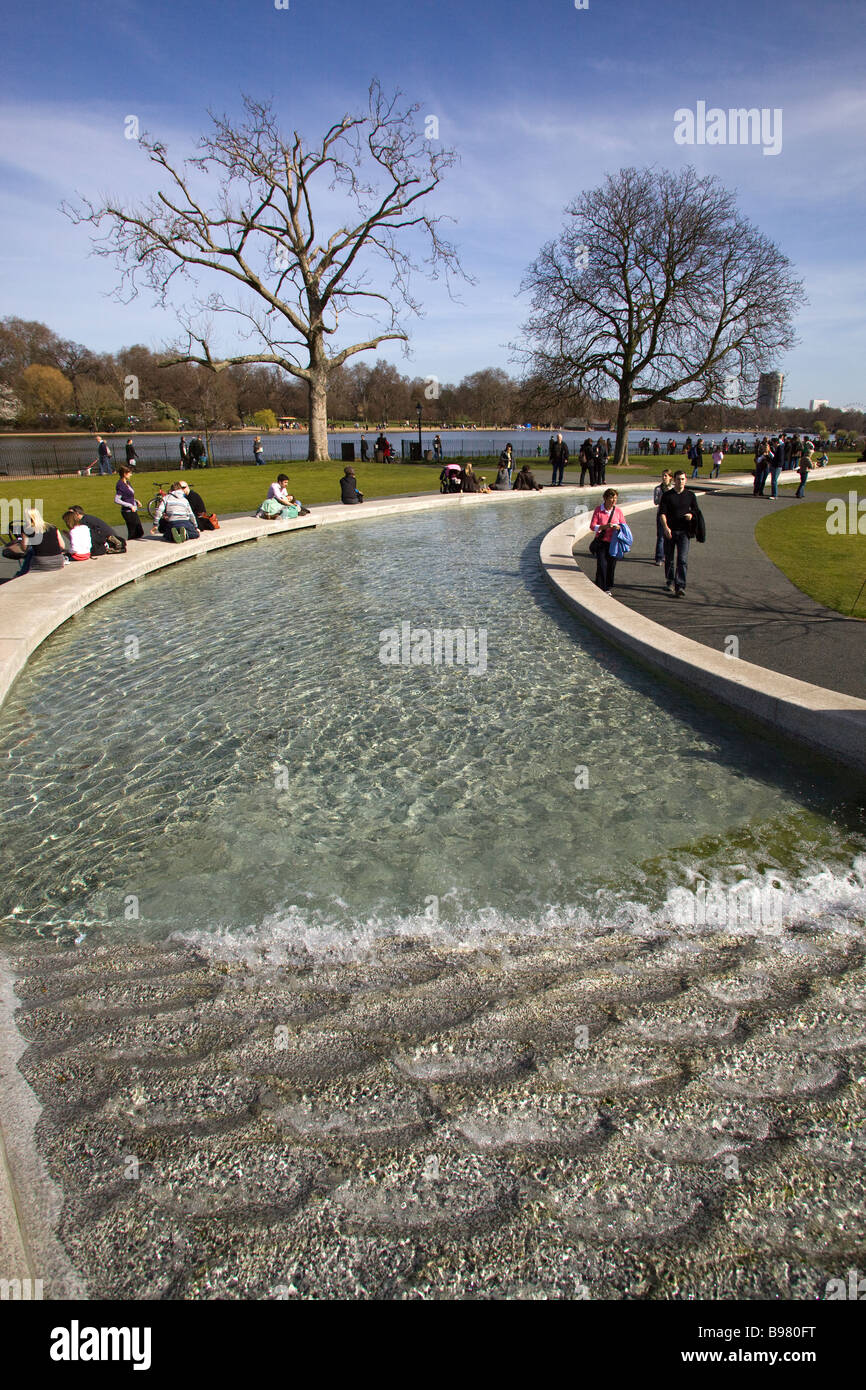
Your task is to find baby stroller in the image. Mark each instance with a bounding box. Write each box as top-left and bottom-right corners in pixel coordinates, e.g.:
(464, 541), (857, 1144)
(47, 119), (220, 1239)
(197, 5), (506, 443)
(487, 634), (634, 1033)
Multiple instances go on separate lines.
(439, 464), (462, 493)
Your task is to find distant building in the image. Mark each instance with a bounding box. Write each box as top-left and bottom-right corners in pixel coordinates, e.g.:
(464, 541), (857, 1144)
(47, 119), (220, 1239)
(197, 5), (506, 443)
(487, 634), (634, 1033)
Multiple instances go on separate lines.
(809, 398), (829, 412)
(757, 372), (784, 411)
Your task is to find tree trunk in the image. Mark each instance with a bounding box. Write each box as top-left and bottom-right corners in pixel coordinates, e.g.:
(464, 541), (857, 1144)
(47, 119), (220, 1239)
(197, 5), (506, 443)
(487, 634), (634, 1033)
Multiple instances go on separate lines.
(307, 365), (330, 461)
(613, 391), (632, 467)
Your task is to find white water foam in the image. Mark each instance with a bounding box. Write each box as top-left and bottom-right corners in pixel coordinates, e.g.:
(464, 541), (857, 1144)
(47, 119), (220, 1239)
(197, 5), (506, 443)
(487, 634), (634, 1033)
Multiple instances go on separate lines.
(172, 857), (866, 966)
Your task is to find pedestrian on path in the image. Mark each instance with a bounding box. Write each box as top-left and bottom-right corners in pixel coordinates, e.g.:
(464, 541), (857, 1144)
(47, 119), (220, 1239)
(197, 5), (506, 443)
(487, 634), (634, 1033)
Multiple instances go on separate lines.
(754, 439), (772, 496)
(253, 436), (265, 466)
(579, 438), (593, 487)
(179, 435), (188, 470)
(549, 432), (567, 486)
(710, 445), (723, 479)
(589, 487), (625, 594)
(596, 437), (608, 484)
(96, 436), (112, 475)
(658, 469), (699, 597)
(653, 469), (674, 564)
(769, 436), (785, 499)
(795, 440), (814, 498)
(690, 437), (704, 480)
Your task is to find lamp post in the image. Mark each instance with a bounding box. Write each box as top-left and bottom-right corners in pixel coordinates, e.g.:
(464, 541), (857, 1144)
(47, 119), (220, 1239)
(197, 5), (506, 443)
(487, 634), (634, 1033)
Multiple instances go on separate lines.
(416, 401), (422, 457)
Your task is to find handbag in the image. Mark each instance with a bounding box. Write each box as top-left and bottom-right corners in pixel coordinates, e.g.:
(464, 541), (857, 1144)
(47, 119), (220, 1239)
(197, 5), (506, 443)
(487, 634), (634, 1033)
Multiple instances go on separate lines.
(588, 535), (602, 556)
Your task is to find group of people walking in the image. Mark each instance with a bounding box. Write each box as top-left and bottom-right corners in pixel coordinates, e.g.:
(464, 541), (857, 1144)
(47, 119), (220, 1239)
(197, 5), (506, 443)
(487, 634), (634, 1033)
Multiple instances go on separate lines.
(753, 435), (819, 499)
(588, 468), (704, 597)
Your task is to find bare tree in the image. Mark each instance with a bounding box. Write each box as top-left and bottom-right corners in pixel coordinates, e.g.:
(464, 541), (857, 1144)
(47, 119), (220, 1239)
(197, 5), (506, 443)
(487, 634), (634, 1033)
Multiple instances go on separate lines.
(516, 166), (806, 466)
(64, 83), (466, 460)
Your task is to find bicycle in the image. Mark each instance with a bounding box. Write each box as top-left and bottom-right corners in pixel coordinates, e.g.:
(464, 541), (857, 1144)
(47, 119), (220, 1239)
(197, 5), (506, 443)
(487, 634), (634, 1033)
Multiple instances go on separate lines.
(147, 485), (168, 521)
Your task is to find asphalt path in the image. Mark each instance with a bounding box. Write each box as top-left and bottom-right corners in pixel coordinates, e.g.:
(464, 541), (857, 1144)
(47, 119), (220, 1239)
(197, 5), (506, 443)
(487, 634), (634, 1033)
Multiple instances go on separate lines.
(573, 484), (866, 699)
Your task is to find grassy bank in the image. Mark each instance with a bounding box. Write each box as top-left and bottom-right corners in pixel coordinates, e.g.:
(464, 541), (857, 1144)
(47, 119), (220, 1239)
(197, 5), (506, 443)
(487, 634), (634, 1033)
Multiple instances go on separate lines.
(755, 479), (866, 619)
(1, 459), (657, 530)
(3, 455), (858, 533)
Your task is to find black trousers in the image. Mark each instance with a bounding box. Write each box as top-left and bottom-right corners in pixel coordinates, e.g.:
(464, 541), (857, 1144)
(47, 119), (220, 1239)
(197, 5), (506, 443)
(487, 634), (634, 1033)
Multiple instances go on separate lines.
(122, 507), (143, 540)
(594, 541), (616, 591)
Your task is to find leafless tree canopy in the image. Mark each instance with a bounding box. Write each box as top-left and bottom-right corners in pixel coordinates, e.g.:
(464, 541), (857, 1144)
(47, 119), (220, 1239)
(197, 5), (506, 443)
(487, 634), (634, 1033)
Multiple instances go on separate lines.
(63, 82), (466, 458)
(516, 166), (806, 463)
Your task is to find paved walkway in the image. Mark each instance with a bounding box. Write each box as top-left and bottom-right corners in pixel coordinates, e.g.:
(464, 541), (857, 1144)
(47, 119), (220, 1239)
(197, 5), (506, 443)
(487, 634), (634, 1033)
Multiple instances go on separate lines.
(573, 484), (866, 699)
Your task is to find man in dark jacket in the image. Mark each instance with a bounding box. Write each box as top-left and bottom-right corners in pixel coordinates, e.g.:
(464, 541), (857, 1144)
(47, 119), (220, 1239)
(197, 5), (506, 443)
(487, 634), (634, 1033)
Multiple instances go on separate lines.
(690, 437), (704, 479)
(579, 438), (593, 487)
(769, 435), (786, 499)
(67, 506), (126, 554)
(549, 432), (567, 486)
(340, 466), (364, 503)
(596, 436), (608, 484)
(513, 464), (542, 491)
(658, 469), (700, 596)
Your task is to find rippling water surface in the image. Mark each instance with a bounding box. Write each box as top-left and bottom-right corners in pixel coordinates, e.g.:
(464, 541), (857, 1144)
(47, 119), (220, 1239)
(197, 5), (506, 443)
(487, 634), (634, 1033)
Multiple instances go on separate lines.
(1, 496), (864, 953)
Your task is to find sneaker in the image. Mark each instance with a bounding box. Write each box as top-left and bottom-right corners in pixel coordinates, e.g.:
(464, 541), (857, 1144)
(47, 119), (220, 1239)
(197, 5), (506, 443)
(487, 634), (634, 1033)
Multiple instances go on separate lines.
(664, 580), (674, 591)
(171, 527), (186, 543)
(674, 588), (685, 597)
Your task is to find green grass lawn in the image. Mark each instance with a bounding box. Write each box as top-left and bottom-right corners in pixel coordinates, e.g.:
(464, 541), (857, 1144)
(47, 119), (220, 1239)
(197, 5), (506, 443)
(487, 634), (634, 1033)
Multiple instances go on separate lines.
(756, 481), (866, 620)
(2, 453), (859, 534)
(0, 459), (659, 530)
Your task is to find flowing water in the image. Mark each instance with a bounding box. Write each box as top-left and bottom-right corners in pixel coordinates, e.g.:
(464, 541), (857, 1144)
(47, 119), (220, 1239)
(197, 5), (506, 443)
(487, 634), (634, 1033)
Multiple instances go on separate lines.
(1, 495), (864, 956)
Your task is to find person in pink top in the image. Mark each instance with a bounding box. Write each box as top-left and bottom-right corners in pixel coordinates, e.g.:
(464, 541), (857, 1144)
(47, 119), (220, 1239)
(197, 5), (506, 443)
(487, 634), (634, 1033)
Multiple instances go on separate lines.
(589, 487), (625, 593)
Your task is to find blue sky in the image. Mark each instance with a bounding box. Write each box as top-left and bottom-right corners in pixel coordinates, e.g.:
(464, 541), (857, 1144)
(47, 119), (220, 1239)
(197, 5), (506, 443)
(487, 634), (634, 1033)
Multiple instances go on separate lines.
(1, 0), (864, 407)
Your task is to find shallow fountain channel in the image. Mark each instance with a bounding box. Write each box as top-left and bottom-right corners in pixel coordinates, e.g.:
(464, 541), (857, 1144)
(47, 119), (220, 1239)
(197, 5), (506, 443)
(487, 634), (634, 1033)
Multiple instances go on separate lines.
(0, 495), (864, 956)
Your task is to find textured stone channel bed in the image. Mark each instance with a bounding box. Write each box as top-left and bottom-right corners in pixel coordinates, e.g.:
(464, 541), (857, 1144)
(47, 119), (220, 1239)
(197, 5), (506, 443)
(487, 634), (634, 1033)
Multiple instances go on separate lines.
(8, 922), (866, 1300)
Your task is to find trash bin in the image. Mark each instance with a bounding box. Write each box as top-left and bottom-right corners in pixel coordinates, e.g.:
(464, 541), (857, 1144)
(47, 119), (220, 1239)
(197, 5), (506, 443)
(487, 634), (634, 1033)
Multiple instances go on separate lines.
(341, 442), (355, 462)
(409, 442), (422, 461)
(423, 449), (432, 461)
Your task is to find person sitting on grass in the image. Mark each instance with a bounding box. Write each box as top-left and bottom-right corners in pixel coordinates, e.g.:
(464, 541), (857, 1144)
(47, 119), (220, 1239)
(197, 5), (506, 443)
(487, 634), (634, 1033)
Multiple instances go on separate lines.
(257, 474), (301, 519)
(339, 466), (364, 504)
(513, 463), (543, 491)
(152, 482), (201, 542)
(62, 510), (92, 561)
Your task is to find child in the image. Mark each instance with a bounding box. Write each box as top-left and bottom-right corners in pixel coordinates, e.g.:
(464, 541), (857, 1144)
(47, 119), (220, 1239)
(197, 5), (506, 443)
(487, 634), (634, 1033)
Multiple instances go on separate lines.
(62, 510), (92, 561)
